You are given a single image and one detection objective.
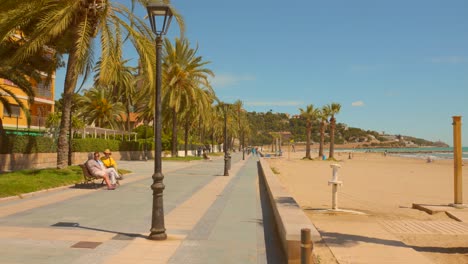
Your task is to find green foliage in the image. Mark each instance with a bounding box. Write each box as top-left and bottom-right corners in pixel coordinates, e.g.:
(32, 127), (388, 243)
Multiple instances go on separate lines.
(133, 125), (153, 139)
(71, 138), (160, 152)
(71, 138), (121, 153)
(0, 134), (56, 154)
(0, 133), (173, 154)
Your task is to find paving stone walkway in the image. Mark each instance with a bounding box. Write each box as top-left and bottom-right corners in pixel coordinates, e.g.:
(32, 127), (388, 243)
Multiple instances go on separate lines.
(0, 153), (285, 264)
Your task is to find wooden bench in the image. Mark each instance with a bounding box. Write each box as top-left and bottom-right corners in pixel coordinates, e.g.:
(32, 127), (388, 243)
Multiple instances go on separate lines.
(79, 164), (105, 187)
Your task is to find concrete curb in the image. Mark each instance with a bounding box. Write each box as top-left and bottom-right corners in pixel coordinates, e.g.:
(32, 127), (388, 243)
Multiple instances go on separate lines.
(0, 184), (76, 203)
(258, 158), (320, 264)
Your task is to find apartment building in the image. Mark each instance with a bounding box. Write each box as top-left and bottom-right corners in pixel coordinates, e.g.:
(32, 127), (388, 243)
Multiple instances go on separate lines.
(0, 75), (55, 132)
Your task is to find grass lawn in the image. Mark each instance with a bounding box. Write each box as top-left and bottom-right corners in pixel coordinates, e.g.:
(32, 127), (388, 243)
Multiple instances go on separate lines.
(0, 158), (208, 198)
(0, 166), (84, 198)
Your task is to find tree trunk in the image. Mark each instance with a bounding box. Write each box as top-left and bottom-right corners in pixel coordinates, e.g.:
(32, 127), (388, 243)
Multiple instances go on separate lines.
(329, 118), (336, 159)
(319, 121), (325, 158)
(57, 43), (79, 169)
(305, 121), (311, 159)
(171, 107), (178, 157)
(184, 117), (189, 157)
(126, 105), (131, 134)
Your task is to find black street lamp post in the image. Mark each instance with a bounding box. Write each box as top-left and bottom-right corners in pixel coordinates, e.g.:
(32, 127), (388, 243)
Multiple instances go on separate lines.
(146, 3), (173, 241)
(223, 104), (229, 176)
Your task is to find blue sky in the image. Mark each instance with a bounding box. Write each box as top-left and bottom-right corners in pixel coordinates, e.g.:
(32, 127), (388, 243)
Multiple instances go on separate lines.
(55, 0), (468, 145)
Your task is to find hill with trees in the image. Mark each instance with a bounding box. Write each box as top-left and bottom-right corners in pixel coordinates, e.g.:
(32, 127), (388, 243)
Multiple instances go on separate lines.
(246, 110), (448, 148)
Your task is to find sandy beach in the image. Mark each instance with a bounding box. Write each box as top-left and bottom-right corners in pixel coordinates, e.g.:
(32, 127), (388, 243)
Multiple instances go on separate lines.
(265, 148), (468, 264)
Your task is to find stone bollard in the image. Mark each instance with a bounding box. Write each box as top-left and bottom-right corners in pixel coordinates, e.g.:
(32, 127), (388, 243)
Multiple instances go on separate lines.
(328, 164), (343, 210)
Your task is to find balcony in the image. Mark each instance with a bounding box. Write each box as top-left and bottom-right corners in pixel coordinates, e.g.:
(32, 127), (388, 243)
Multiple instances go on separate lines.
(30, 115), (47, 128)
(34, 87), (52, 99)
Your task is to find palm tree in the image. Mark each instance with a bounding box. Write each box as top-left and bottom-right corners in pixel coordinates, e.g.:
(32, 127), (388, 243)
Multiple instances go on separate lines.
(233, 100), (244, 151)
(318, 106), (331, 159)
(77, 86), (125, 129)
(299, 104), (319, 159)
(0, 30), (59, 133)
(162, 38), (214, 157)
(94, 59), (137, 133)
(0, 0), (184, 168)
(328, 102), (341, 159)
(181, 88), (216, 156)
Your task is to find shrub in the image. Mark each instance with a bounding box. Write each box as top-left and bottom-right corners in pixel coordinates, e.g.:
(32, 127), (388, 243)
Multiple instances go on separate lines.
(0, 134), (56, 154)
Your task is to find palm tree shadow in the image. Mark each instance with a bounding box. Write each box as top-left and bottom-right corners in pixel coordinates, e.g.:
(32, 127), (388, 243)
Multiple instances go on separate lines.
(321, 231), (468, 254)
(320, 231), (409, 248)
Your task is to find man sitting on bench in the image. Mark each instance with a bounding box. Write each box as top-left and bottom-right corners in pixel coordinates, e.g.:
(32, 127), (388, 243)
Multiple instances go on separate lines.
(85, 152), (116, 190)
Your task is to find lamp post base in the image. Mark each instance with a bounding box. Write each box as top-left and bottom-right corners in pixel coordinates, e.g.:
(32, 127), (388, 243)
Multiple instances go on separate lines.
(148, 230), (167, 240)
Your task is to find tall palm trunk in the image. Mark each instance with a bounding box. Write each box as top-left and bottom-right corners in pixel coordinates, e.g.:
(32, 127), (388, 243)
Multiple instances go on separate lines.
(126, 104), (132, 134)
(184, 117), (189, 157)
(171, 107), (178, 157)
(57, 39), (80, 169)
(318, 121), (325, 158)
(211, 129), (215, 153)
(329, 118), (336, 159)
(305, 121), (311, 159)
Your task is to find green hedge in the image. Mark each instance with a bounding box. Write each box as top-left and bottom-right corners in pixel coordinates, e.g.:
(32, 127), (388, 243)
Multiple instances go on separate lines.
(0, 134), (171, 154)
(0, 134), (56, 154)
(72, 138), (156, 152)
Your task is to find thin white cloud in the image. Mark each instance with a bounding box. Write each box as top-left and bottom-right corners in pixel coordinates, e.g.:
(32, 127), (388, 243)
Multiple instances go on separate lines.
(210, 73), (255, 87)
(246, 101), (303, 107)
(351, 101), (364, 107)
(430, 56), (467, 64)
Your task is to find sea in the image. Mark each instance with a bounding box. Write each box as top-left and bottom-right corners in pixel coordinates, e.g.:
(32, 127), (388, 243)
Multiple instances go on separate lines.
(339, 147), (468, 160)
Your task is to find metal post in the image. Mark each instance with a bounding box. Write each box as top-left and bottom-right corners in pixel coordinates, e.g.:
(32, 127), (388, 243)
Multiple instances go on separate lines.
(149, 35), (166, 240)
(301, 228), (312, 264)
(452, 116), (463, 205)
(332, 185), (338, 210)
(224, 104), (229, 176)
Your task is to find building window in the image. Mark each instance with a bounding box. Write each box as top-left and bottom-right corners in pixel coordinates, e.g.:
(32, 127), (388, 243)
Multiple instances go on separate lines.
(36, 80), (52, 98)
(3, 104), (21, 117)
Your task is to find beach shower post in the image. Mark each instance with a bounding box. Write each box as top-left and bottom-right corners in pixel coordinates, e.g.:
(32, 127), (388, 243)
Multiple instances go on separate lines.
(328, 164), (343, 210)
(452, 116), (463, 206)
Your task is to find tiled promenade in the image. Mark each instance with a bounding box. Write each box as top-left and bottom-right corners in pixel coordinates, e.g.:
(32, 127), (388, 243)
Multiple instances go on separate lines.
(0, 153), (285, 264)
(2, 153), (466, 263)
